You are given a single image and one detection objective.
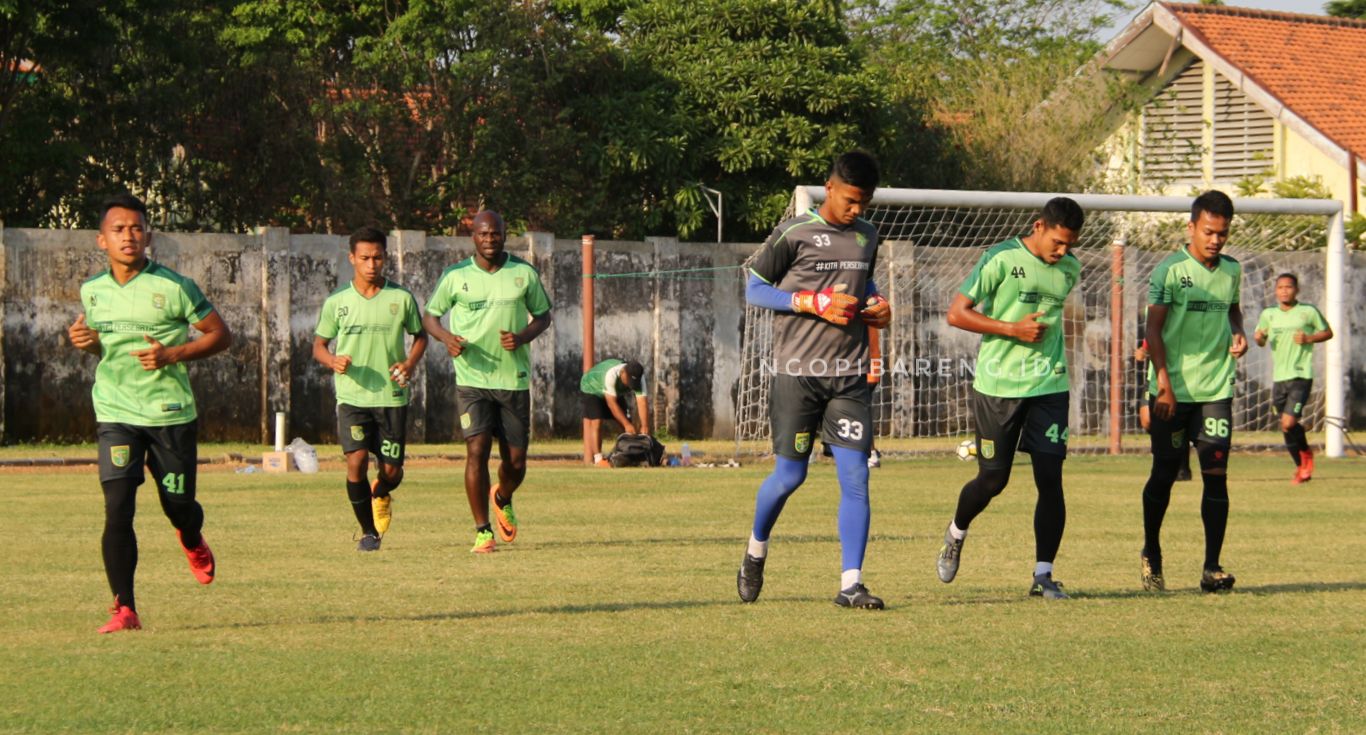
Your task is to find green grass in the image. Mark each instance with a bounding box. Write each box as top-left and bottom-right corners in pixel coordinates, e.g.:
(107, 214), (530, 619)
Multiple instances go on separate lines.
(3, 455), (1363, 733)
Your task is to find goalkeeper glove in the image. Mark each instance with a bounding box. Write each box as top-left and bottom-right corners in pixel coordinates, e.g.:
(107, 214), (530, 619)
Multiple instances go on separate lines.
(792, 284), (859, 326)
(860, 295), (891, 329)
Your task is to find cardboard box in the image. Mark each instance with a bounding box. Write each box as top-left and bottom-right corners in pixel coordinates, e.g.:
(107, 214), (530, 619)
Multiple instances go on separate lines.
(262, 450), (295, 473)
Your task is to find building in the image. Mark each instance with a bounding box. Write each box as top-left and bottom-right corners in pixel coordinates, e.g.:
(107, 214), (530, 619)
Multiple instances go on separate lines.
(1097, 2), (1365, 219)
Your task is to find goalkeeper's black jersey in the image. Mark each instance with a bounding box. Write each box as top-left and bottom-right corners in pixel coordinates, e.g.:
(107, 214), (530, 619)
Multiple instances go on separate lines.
(748, 208), (880, 377)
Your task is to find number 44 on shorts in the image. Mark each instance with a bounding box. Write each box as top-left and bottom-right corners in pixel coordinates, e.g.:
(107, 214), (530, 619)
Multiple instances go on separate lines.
(1045, 424), (1068, 443)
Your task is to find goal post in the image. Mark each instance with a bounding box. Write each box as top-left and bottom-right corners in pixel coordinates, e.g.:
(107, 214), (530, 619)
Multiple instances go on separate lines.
(737, 187), (1349, 457)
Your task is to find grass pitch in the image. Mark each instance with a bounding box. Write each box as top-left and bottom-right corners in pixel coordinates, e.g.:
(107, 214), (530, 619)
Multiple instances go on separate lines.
(2, 453), (1363, 733)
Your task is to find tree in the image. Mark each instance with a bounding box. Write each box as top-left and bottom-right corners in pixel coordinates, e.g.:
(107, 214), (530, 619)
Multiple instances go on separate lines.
(1325, 0), (1366, 18)
(603, 0), (882, 239)
(849, 0), (1134, 192)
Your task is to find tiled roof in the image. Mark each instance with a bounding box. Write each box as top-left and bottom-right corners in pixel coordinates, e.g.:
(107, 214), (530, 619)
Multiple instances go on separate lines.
(1162, 2), (1366, 160)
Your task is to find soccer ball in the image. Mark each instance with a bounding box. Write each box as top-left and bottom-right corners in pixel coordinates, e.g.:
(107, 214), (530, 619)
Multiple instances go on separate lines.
(955, 439), (977, 461)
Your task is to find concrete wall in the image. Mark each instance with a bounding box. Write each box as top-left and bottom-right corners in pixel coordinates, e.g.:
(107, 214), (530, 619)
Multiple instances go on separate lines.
(4, 224), (1363, 445)
(0, 225), (751, 444)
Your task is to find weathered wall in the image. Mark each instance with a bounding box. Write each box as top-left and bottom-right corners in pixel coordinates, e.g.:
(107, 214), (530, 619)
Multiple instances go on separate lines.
(0, 225), (750, 444)
(5, 223), (1361, 444)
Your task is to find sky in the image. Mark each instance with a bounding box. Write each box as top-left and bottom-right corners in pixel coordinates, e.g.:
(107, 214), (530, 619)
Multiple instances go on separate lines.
(1098, 0), (1333, 41)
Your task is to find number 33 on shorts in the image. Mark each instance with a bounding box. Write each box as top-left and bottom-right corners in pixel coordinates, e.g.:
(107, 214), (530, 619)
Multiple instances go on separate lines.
(836, 419), (864, 440)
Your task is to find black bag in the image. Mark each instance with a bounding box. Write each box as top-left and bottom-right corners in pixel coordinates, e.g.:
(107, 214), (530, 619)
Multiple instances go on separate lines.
(608, 433), (666, 467)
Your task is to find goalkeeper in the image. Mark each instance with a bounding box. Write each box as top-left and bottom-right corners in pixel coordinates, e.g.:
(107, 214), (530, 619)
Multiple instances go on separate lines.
(735, 151), (890, 610)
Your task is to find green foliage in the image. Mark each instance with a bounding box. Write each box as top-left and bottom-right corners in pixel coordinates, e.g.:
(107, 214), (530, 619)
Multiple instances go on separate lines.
(849, 0), (1135, 192)
(1346, 212), (1366, 247)
(614, 0), (878, 238)
(1, 0), (1134, 237)
(1326, 0), (1366, 18)
(1232, 174), (1334, 252)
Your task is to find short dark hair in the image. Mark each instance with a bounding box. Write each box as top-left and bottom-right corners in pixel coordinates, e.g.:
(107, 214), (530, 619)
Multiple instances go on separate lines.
(623, 361), (644, 382)
(1039, 197), (1085, 232)
(830, 151), (880, 191)
(1191, 190), (1234, 222)
(100, 193), (148, 226)
(1276, 272), (1299, 286)
(349, 227), (387, 252)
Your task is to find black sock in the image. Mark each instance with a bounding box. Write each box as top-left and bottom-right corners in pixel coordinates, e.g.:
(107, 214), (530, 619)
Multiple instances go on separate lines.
(102, 478), (140, 611)
(1290, 424), (1309, 454)
(1142, 460), (1180, 565)
(347, 480), (377, 536)
(372, 474), (396, 499)
(1031, 455), (1066, 564)
(162, 496), (205, 549)
(953, 465), (1012, 531)
(476, 523), (493, 534)
(1284, 427), (1304, 465)
(1201, 473), (1229, 570)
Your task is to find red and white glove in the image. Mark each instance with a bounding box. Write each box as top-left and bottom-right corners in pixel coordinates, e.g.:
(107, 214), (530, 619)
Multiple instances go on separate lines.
(792, 284), (859, 326)
(860, 295), (891, 329)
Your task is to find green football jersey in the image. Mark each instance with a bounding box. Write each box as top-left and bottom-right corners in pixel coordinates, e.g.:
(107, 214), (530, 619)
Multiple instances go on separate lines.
(1147, 248), (1242, 402)
(79, 261), (215, 426)
(959, 237), (1080, 398)
(425, 254), (552, 391)
(1256, 302), (1328, 381)
(580, 358), (646, 398)
(316, 280), (423, 407)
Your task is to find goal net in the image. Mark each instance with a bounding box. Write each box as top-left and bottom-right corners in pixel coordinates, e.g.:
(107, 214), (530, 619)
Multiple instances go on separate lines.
(735, 188), (1349, 456)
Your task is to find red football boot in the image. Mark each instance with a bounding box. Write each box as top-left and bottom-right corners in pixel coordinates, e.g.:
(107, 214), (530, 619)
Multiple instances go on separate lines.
(178, 530), (216, 584)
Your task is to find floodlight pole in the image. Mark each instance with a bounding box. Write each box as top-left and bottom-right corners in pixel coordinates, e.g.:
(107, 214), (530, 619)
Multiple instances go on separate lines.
(698, 184), (723, 243)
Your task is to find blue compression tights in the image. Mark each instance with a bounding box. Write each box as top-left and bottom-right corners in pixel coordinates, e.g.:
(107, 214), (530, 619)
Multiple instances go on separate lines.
(751, 447), (871, 571)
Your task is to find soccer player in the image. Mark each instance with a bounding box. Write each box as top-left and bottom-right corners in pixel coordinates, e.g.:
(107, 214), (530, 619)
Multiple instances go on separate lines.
(735, 151), (891, 609)
(935, 197), (1085, 601)
(580, 358), (650, 466)
(66, 193), (233, 633)
(421, 211), (552, 553)
(313, 227), (428, 550)
(1140, 190), (1248, 593)
(1254, 273), (1332, 484)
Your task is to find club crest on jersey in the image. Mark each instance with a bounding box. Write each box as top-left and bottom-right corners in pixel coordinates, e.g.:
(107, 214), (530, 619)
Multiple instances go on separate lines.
(110, 445), (130, 468)
(351, 425), (365, 441)
(389, 302), (400, 315)
(980, 439), (995, 459)
(152, 293), (165, 310)
(794, 432), (811, 454)
(89, 295), (97, 307)
(856, 232), (868, 248)
(515, 276), (525, 288)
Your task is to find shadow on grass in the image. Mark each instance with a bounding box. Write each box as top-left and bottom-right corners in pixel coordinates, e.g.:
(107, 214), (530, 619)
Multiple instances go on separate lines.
(531, 533), (922, 549)
(930, 580), (1366, 605)
(182, 595), (841, 630)
(1061, 580), (1366, 600)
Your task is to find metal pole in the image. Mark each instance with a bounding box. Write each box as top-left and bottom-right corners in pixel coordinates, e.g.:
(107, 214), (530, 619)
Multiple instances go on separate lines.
(1109, 238), (1125, 455)
(1325, 212), (1347, 458)
(582, 234), (596, 465)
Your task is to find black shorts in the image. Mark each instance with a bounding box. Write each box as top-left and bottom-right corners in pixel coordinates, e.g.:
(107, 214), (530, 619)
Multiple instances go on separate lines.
(1148, 397), (1233, 459)
(1272, 379), (1312, 419)
(972, 390), (1069, 469)
(770, 374), (873, 459)
(337, 404), (408, 465)
(97, 421), (198, 500)
(457, 387), (531, 449)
